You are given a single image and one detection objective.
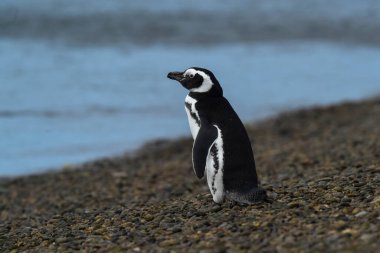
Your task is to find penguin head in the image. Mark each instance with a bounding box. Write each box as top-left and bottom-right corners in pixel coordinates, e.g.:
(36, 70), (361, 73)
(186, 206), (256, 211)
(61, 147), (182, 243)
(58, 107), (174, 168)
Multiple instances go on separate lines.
(167, 67), (223, 96)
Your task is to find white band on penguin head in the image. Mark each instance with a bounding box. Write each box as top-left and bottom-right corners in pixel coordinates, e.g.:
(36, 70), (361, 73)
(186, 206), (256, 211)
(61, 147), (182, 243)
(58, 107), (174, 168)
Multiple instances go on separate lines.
(184, 68), (213, 93)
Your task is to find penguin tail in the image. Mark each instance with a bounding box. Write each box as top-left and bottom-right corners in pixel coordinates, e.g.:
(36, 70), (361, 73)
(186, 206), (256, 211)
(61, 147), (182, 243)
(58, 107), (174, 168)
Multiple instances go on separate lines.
(226, 187), (267, 204)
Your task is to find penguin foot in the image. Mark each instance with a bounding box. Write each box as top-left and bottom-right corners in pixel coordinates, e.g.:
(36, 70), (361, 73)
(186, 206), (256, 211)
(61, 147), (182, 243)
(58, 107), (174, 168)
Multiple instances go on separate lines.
(226, 187), (267, 204)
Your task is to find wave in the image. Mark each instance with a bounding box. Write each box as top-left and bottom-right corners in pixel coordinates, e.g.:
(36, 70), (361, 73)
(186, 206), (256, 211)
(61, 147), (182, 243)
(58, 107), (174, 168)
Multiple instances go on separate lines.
(1, 3), (380, 47)
(0, 106), (176, 118)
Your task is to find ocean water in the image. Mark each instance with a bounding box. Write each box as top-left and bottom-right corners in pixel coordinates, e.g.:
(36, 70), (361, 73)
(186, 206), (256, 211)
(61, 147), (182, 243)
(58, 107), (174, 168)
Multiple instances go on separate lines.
(1, 1), (380, 176)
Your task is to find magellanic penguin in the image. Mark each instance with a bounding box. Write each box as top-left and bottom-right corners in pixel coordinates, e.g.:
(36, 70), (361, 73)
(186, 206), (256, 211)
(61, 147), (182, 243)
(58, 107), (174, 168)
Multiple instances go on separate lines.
(167, 67), (266, 204)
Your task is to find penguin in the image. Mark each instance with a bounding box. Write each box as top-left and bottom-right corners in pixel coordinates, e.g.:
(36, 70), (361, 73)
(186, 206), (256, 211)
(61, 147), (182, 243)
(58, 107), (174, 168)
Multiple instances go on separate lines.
(167, 67), (266, 204)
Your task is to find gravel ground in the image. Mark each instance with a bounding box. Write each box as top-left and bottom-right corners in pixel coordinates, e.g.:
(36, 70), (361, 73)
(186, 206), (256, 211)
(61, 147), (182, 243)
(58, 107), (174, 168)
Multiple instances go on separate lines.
(1, 98), (379, 252)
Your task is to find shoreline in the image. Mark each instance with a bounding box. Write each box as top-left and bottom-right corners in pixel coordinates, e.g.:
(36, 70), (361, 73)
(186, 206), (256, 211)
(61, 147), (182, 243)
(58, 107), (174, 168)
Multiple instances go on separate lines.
(1, 98), (379, 252)
(1, 96), (378, 180)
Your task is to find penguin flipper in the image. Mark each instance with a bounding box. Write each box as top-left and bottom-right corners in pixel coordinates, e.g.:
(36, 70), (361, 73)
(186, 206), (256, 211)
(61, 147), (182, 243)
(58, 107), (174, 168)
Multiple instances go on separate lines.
(192, 123), (218, 179)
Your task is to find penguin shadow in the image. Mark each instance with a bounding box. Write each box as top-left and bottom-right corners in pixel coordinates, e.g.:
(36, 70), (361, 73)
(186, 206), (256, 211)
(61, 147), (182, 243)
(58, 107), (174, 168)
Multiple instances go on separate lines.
(223, 196), (275, 208)
(197, 191), (275, 212)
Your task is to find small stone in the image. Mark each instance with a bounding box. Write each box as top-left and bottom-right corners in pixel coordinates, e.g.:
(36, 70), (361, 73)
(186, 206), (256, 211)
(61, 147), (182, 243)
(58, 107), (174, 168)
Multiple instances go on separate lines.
(355, 211), (368, 217)
(333, 220), (347, 230)
(40, 240), (49, 247)
(341, 197), (351, 203)
(370, 196), (380, 206)
(210, 205), (223, 212)
(143, 214), (154, 221)
(112, 171), (127, 178)
(351, 208), (360, 215)
(360, 233), (375, 242)
(284, 235), (295, 244)
(316, 177), (332, 182)
(55, 237), (69, 244)
(287, 201), (305, 208)
(169, 225), (182, 233)
(341, 228), (358, 236)
(159, 239), (177, 247)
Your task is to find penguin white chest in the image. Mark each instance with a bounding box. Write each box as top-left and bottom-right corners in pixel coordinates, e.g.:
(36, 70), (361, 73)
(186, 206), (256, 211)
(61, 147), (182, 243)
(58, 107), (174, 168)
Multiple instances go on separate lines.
(184, 95), (200, 139)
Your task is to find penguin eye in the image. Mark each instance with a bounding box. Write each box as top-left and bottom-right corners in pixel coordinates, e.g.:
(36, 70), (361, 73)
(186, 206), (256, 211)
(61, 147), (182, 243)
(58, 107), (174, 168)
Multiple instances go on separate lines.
(189, 74), (194, 78)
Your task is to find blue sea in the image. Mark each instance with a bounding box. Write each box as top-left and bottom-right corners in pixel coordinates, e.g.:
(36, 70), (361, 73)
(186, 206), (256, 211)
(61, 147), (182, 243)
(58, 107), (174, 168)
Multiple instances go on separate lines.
(1, 0), (380, 176)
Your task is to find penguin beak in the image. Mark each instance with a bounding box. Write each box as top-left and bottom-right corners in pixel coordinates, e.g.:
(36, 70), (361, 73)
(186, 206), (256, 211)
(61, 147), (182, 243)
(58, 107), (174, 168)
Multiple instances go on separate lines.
(167, 71), (184, 82)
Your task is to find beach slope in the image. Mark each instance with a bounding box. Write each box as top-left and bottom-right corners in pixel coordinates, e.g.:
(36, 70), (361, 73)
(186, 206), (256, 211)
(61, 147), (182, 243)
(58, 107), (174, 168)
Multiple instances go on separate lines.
(1, 98), (379, 252)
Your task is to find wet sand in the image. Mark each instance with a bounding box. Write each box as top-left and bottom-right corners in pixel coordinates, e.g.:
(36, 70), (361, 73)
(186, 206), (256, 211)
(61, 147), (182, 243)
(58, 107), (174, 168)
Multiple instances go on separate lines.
(1, 98), (379, 252)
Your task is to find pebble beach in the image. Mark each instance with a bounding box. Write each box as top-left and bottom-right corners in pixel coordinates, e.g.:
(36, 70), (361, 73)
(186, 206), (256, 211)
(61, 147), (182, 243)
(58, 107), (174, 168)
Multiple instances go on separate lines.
(1, 98), (379, 252)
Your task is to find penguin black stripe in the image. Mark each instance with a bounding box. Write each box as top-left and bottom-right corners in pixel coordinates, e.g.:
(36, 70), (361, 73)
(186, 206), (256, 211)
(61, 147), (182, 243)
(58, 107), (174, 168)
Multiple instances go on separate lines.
(210, 145), (219, 195)
(185, 102), (200, 127)
(167, 67), (267, 204)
